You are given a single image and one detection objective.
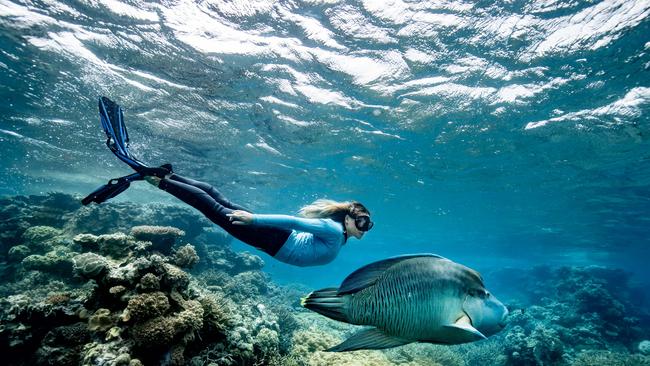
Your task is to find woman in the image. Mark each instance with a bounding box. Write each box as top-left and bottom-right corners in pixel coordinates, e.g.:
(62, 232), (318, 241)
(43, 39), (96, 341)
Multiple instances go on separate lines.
(83, 97), (373, 267)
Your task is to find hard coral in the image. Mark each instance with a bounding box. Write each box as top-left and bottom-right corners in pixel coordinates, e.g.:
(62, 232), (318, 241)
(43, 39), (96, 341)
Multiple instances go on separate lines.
(173, 244), (200, 269)
(640, 340), (650, 355)
(73, 233), (100, 252)
(131, 316), (176, 349)
(125, 292), (170, 322)
(7, 245), (31, 262)
(96, 233), (132, 259)
(88, 308), (115, 332)
(35, 322), (91, 366)
(233, 251), (264, 271)
(161, 263), (190, 291)
(130, 225), (184, 255)
(21, 226), (63, 252)
(22, 250), (74, 275)
(72, 252), (110, 279)
(137, 273), (160, 292)
(572, 350), (650, 366)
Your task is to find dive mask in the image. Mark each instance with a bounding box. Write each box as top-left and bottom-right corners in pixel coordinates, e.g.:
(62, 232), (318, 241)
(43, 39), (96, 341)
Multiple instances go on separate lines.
(353, 214), (374, 232)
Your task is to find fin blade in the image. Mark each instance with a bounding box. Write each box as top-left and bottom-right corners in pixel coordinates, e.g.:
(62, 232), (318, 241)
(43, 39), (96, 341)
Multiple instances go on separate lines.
(81, 173), (142, 205)
(98, 97), (147, 170)
(327, 328), (412, 352)
(338, 253), (446, 294)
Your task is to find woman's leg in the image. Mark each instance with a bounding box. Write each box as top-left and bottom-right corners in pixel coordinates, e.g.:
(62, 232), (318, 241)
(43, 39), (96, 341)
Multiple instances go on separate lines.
(157, 178), (291, 256)
(167, 174), (249, 211)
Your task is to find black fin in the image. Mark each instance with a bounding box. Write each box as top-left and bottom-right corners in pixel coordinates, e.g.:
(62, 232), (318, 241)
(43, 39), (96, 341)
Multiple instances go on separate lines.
(81, 173), (142, 205)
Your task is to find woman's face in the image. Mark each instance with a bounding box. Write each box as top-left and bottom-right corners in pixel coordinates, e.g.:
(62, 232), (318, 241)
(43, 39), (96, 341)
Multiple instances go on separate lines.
(345, 215), (366, 239)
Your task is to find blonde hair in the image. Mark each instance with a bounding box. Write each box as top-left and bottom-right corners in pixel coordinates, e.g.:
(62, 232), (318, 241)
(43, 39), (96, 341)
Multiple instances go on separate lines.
(298, 199), (370, 223)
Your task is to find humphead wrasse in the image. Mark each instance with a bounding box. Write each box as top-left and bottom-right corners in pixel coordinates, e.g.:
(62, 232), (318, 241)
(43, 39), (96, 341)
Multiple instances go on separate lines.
(301, 254), (508, 352)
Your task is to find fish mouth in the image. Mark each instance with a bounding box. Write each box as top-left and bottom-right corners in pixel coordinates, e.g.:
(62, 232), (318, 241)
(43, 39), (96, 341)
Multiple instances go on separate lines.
(498, 308), (510, 328)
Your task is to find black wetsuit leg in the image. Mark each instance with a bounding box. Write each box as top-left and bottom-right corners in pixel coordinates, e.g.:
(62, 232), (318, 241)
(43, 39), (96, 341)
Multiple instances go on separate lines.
(168, 174), (250, 211)
(158, 177), (291, 256)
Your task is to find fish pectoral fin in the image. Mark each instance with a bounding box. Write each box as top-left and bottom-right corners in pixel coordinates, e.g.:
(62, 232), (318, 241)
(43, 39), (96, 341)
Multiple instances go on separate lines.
(326, 328), (412, 352)
(443, 315), (487, 341)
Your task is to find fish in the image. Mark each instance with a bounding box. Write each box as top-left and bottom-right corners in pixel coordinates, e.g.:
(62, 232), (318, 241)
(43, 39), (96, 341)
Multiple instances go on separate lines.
(301, 253), (508, 352)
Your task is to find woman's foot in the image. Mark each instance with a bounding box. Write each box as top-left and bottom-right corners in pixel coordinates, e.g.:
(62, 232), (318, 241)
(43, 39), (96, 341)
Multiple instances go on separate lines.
(138, 163), (173, 178)
(144, 175), (162, 187)
(143, 164), (173, 187)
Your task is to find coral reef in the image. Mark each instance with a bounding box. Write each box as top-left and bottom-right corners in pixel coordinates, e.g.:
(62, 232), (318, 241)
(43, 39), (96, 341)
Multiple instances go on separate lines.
(0, 193), (291, 366)
(2, 193), (650, 366)
(571, 350), (650, 366)
(130, 226), (184, 255)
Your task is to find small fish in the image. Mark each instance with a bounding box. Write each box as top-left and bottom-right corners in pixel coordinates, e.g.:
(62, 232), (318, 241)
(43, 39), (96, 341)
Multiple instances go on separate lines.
(301, 254), (508, 352)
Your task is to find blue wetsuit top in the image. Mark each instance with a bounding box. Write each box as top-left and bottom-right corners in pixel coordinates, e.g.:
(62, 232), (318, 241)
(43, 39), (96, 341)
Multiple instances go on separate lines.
(252, 214), (345, 267)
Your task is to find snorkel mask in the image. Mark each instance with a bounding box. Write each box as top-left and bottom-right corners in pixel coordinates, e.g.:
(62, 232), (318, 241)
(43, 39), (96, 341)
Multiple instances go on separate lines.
(352, 214), (374, 232)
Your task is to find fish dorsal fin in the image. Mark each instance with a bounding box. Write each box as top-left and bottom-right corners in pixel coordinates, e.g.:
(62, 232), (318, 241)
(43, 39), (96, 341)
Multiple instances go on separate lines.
(338, 253), (446, 294)
(443, 314), (486, 341)
(326, 328), (412, 352)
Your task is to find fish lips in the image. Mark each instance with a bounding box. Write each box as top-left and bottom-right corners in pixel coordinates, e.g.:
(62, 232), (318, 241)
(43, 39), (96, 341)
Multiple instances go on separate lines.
(498, 307), (509, 328)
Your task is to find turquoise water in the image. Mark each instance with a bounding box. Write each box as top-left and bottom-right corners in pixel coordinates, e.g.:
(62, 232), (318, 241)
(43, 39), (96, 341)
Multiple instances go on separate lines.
(1, 0), (649, 291)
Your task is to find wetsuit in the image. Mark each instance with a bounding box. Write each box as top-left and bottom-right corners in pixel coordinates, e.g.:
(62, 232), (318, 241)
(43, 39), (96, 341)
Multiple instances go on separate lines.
(158, 174), (346, 266)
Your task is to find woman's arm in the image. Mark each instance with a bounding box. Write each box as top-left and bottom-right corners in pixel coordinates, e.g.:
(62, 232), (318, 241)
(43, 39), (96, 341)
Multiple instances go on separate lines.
(226, 211), (342, 237)
(255, 214), (341, 237)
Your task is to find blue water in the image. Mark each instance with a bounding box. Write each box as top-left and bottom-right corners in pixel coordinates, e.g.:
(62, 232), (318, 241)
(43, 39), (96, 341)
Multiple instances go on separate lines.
(1, 0), (649, 291)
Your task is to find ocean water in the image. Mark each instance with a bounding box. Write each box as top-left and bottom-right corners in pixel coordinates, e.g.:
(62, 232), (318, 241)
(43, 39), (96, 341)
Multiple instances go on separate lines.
(1, 0), (650, 365)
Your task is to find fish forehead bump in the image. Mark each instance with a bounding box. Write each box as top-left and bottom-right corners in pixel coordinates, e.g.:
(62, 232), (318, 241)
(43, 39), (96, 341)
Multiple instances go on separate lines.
(398, 256), (485, 287)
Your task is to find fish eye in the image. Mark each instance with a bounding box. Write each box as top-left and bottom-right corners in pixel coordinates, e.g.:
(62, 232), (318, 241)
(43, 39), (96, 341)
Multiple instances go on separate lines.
(468, 288), (488, 298)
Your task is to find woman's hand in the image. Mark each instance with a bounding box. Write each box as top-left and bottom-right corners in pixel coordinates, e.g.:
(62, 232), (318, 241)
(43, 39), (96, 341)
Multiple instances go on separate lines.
(226, 210), (254, 225)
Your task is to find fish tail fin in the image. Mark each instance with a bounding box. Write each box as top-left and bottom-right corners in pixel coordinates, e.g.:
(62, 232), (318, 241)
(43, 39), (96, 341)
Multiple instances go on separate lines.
(301, 287), (348, 323)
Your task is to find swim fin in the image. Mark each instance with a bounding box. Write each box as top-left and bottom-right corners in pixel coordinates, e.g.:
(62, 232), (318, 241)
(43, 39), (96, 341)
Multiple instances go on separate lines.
(81, 172), (143, 205)
(98, 96), (148, 171)
(98, 97), (171, 177)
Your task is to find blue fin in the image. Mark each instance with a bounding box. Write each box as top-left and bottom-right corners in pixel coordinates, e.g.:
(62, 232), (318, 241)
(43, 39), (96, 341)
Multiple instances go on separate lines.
(327, 328), (412, 352)
(98, 96), (148, 171)
(338, 253), (446, 295)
